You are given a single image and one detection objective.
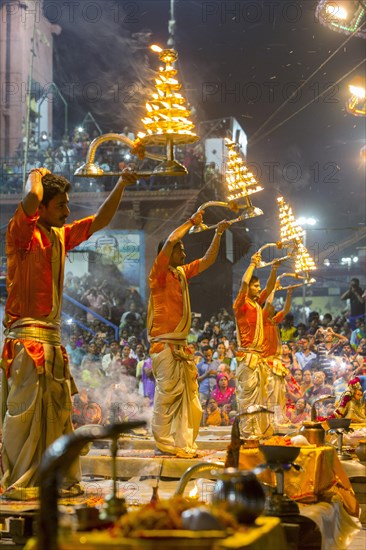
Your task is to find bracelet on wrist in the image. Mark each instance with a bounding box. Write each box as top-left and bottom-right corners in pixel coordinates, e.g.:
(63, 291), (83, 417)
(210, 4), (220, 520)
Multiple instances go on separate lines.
(188, 218), (195, 226)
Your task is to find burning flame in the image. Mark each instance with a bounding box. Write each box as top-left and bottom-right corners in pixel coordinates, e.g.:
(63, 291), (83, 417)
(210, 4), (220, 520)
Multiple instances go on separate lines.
(188, 483), (199, 500)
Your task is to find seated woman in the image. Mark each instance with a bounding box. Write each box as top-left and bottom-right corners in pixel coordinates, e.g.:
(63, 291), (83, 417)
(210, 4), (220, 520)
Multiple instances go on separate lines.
(335, 377), (366, 423)
(203, 397), (229, 426)
(285, 371), (303, 418)
(211, 373), (236, 410)
(286, 397), (310, 424)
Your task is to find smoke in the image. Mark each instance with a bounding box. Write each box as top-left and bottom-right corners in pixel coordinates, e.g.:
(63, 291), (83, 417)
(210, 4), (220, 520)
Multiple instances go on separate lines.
(45, 1), (156, 132)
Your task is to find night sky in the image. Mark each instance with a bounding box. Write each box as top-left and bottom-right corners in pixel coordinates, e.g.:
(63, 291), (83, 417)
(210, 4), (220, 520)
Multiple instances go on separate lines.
(43, 0), (365, 267)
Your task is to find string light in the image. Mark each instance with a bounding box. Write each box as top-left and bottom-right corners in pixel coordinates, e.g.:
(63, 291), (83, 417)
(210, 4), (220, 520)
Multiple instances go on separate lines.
(316, 0), (366, 39)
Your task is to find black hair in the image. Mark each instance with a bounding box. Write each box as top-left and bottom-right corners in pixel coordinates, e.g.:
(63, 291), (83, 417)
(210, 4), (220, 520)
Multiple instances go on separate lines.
(157, 238), (183, 255)
(157, 238), (167, 255)
(249, 275), (259, 285)
(41, 173), (71, 206)
(201, 345), (212, 353)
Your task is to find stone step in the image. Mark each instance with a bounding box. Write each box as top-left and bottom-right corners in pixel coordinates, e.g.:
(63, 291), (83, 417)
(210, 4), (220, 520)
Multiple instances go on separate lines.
(81, 449), (226, 481)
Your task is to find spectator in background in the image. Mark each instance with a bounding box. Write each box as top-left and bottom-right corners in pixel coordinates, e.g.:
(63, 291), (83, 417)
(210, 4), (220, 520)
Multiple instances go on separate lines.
(197, 346), (219, 405)
(66, 334), (86, 369)
(307, 311), (321, 336)
(293, 368), (303, 387)
(350, 319), (366, 351)
(296, 323), (308, 339)
(120, 344), (137, 378)
(321, 313), (333, 328)
(213, 341), (231, 367)
(304, 371), (333, 406)
(280, 342), (299, 372)
(188, 316), (202, 344)
(341, 278), (365, 330)
(203, 397), (229, 426)
(287, 397), (310, 424)
(102, 341), (121, 374)
(80, 342), (104, 388)
(211, 373), (236, 410)
(141, 356), (156, 406)
(295, 336), (317, 371)
(200, 320), (214, 340)
(280, 313), (298, 341)
(119, 302), (143, 337)
(220, 310), (235, 340)
(209, 322), (223, 349)
(81, 287), (107, 323)
(300, 369), (313, 394)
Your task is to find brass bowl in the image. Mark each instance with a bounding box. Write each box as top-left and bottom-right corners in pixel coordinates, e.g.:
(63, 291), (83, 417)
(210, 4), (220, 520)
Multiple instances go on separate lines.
(259, 445), (301, 465)
(325, 418), (352, 431)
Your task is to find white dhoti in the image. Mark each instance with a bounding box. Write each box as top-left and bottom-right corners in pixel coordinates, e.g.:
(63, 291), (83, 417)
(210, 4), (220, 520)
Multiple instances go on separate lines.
(236, 352), (270, 436)
(151, 345), (202, 456)
(1, 321), (81, 500)
(148, 264), (202, 458)
(266, 358), (288, 423)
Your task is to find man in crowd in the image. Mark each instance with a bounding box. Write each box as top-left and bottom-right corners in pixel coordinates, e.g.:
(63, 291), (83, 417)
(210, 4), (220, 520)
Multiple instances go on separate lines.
(295, 335), (317, 371)
(1, 166), (136, 499)
(148, 212), (229, 458)
(341, 278), (365, 330)
(197, 345), (219, 405)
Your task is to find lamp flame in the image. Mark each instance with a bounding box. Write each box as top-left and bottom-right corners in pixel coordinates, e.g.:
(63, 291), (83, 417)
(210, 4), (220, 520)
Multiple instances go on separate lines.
(188, 483), (199, 500)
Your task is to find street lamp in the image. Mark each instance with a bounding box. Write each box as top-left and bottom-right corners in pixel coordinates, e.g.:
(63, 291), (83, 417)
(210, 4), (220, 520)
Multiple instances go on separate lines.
(296, 217), (317, 323)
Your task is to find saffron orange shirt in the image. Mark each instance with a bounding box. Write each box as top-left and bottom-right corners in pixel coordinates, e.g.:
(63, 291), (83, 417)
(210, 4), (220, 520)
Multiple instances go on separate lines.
(149, 251), (200, 338)
(5, 203), (94, 327)
(233, 290), (267, 350)
(262, 310), (285, 357)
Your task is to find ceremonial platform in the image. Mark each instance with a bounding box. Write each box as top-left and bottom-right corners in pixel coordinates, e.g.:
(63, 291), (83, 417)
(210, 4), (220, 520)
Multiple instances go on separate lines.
(0, 426), (364, 549)
(80, 426), (229, 481)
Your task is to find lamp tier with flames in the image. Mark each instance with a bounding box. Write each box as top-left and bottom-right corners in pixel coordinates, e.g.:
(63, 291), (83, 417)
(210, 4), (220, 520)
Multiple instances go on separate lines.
(189, 140), (264, 234)
(138, 45), (198, 146)
(74, 44), (199, 179)
(277, 196), (317, 280)
(224, 139), (263, 218)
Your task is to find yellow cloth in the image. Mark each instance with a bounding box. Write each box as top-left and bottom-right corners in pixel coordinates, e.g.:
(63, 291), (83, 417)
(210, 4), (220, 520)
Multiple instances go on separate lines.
(239, 445), (359, 517)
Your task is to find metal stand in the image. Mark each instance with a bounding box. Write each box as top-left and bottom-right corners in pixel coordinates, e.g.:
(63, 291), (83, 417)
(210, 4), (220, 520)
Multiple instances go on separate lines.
(99, 435), (127, 522)
(263, 464), (300, 516)
(335, 429), (352, 460)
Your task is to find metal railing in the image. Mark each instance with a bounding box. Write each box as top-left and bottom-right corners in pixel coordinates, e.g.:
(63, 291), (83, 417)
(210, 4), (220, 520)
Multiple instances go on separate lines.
(63, 293), (119, 341)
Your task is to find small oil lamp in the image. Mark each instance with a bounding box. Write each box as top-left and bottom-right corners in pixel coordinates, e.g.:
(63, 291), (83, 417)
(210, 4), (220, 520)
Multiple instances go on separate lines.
(188, 483), (200, 501)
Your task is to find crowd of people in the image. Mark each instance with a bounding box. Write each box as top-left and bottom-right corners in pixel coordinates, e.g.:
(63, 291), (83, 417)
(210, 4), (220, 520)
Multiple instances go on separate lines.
(66, 294), (366, 431)
(0, 126), (220, 194)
